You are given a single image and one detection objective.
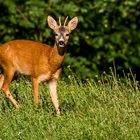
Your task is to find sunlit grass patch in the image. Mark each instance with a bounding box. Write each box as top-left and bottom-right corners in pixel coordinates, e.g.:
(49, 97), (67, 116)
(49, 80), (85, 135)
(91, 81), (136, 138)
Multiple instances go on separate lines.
(0, 72), (140, 140)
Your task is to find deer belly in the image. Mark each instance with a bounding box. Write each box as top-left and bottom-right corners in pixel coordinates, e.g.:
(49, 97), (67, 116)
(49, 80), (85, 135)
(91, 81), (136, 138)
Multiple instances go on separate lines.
(38, 72), (51, 83)
(14, 62), (31, 75)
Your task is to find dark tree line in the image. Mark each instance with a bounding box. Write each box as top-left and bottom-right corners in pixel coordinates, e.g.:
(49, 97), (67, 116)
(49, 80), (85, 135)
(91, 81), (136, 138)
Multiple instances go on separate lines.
(0, 0), (140, 79)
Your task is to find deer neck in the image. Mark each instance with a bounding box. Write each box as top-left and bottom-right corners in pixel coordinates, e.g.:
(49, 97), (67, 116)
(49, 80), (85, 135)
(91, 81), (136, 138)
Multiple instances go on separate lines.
(49, 43), (66, 69)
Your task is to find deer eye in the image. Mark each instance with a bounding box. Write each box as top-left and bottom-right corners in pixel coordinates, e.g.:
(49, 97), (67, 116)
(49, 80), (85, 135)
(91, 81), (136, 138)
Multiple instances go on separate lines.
(55, 33), (58, 36)
(66, 34), (69, 37)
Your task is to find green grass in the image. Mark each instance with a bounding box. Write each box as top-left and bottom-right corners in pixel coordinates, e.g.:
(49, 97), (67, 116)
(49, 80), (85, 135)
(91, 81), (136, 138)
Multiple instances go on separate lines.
(0, 73), (140, 140)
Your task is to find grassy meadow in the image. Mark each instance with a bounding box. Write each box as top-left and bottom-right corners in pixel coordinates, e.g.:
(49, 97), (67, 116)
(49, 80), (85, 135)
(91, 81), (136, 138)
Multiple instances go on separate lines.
(0, 71), (140, 140)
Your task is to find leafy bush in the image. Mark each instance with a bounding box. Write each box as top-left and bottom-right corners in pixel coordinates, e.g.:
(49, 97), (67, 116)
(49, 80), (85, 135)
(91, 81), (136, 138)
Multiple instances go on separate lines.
(0, 0), (140, 79)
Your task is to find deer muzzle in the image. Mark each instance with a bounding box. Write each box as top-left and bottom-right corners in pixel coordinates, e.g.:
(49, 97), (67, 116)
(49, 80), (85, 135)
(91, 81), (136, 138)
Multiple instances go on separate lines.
(58, 40), (65, 47)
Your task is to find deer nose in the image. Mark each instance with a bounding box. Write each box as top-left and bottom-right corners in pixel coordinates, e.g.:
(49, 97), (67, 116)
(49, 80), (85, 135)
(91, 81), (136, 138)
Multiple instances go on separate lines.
(59, 41), (64, 45)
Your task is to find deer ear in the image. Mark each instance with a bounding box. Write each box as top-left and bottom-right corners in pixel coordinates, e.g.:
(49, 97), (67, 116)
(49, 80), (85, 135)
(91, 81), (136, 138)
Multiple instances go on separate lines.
(47, 16), (58, 30)
(68, 17), (78, 31)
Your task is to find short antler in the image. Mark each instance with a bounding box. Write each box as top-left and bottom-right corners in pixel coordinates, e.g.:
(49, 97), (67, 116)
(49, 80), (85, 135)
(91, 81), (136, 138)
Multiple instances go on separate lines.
(59, 17), (61, 26)
(63, 16), (68, 26)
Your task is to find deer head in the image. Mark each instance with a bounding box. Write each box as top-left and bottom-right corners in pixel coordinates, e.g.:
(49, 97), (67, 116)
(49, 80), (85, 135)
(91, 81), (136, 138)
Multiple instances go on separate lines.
(47, 16), (78, 48)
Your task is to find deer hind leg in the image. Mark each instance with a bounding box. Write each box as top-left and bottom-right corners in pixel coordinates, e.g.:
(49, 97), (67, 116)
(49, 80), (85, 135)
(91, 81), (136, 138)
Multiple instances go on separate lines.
(32, 77), (39, 105)
(2, 68), (19, 108)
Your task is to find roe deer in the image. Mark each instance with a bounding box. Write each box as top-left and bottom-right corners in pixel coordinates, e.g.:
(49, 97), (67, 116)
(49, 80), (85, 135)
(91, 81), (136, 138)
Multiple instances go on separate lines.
(0, 16), (78, 115)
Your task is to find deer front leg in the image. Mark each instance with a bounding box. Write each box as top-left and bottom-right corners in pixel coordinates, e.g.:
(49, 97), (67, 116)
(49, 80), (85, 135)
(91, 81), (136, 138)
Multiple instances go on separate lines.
(48, 78), (60, 115)
(0, 74), (4, 89)
(32, 77), (39, 105)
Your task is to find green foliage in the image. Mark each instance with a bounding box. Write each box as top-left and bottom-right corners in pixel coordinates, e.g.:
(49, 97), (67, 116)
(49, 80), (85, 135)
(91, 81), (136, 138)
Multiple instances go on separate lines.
(0, 74), (140, 139)
(0, 0), (140, 78)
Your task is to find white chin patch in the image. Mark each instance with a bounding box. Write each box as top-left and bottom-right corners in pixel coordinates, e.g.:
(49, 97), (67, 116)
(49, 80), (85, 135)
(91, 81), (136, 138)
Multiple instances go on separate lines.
(59, 44), (64, 48)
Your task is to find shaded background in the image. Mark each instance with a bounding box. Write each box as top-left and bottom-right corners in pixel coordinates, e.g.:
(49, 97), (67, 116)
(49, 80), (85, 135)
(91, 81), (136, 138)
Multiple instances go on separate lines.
(0, 0), (140, 79)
